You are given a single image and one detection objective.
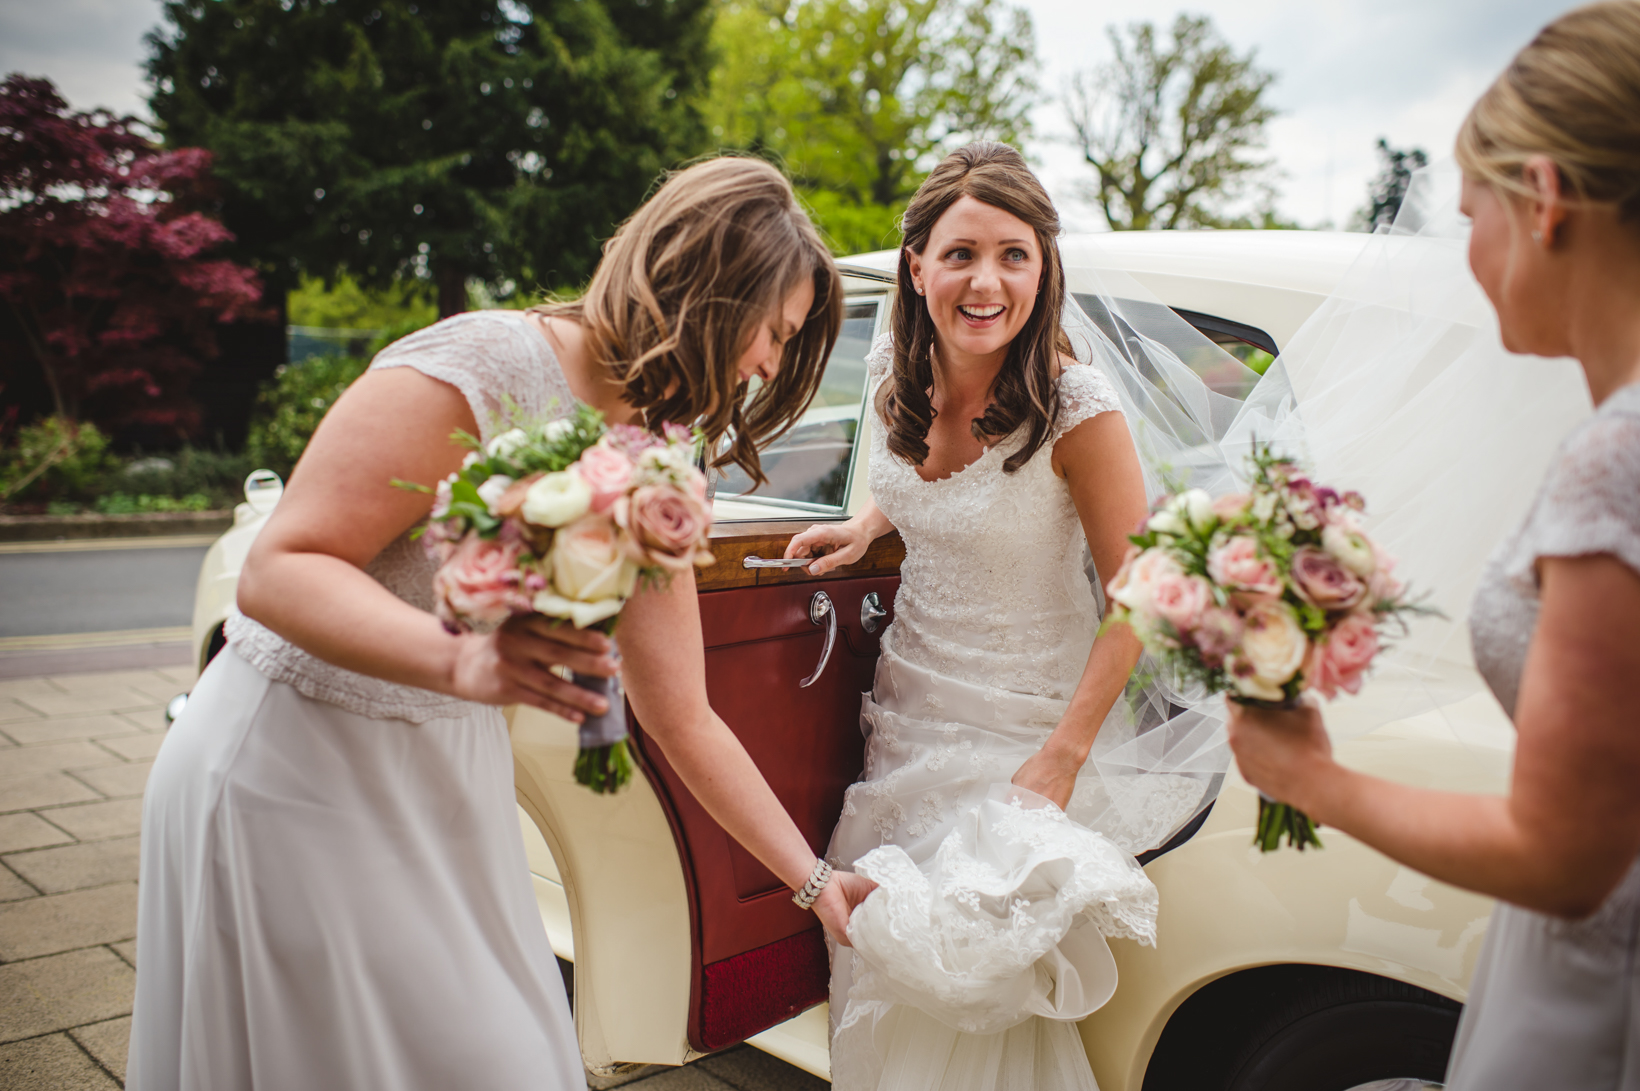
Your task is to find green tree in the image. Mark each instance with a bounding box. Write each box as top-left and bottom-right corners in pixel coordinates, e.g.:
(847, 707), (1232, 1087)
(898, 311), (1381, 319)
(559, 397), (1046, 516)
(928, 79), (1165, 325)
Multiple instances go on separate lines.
(1065, 15), (1278, 231)
(1353, 137), (1429, 232)
(147, 0), (713, 316)
(708, 0), (1037, 254)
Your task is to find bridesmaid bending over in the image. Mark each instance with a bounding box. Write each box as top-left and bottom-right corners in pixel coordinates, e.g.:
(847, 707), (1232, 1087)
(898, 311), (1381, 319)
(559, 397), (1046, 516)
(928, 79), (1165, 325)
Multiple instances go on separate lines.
(130, 156), (873, 1091)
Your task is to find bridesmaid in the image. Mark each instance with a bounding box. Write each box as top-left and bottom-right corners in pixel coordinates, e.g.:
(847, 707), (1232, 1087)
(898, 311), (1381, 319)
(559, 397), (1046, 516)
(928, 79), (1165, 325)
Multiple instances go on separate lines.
(1226, 4), (1640, 1089)
(129, 156), (873, 1090)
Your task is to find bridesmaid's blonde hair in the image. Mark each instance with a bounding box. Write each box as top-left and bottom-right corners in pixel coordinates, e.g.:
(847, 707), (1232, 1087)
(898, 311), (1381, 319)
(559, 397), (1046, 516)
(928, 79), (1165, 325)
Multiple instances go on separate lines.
(537, 157), (842, 486)
(1457, 0), (1640, 222)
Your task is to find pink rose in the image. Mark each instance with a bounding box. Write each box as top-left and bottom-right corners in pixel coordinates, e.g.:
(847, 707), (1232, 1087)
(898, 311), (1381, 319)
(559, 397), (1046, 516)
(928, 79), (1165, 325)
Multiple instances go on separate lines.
(1192, 605), (1244, 667)
(433, 535), (528, 630)
(575, 441), (634, 513)
(1290, 546), (1368, 611)
(1305, 612), (1380, 699)
(1212, 492), (1251, 521)
(1152, 570), (1213, 632)
(1369, 549), (1404, 603)
(616, 484), (714, 574)
(1206, 535), (1282, 600)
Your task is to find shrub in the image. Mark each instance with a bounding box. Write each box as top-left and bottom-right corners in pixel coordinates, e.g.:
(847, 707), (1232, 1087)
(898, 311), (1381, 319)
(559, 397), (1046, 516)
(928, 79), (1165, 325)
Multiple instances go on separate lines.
(243, 354), (370, 477)
(0, 417), (115, 505)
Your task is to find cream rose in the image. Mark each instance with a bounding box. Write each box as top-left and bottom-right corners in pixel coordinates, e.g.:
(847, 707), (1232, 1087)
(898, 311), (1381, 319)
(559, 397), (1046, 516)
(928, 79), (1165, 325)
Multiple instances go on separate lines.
(1321, 521), (1376, 579)
(1230, 600), (1308, 701)
(520, 469), (592, 528)
(534, 515), (640, 627)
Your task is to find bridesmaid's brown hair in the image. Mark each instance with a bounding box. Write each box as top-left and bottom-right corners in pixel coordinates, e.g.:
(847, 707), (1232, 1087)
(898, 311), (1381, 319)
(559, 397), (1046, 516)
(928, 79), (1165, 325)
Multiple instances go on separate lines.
(880, 142), (1073, 475)
(536, 157), (843, 486)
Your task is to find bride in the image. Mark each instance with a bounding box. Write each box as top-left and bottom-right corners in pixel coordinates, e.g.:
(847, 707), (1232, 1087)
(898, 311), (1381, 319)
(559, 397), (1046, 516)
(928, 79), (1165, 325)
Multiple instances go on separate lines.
(786, 143), (1204, 1091)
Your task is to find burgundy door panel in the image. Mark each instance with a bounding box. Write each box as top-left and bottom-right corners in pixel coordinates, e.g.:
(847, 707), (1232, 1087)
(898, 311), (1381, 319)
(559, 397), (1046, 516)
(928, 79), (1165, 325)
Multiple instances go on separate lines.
(630, 573), (899, 1053)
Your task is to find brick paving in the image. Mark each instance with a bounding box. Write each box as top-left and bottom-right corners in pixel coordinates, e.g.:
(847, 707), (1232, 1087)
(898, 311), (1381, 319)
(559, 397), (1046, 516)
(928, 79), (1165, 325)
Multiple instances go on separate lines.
(0, 664), (825, 1090)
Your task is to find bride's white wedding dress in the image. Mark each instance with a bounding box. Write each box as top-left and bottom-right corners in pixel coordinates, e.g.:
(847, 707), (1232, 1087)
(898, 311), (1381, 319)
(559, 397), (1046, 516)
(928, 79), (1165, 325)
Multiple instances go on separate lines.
(828, 337), (1209, 1091)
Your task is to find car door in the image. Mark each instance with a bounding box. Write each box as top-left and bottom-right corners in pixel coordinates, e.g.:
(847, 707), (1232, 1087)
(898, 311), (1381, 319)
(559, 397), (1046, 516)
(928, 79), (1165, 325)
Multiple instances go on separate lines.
(627, 289), (894, 1053)
(630, 526), (902, 1052)
(510, 286), (894, 1071)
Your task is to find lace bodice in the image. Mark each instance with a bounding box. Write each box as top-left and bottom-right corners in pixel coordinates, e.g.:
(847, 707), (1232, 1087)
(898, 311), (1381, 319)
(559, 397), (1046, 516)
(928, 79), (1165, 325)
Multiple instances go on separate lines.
(1469, 382), (1640, 718)
(867, 335), (1124, 702)
(226, 311), (576, 722)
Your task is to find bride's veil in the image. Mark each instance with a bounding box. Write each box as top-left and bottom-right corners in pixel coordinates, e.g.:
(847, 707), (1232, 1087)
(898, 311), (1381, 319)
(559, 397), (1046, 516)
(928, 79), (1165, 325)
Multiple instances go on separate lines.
(1057, 160), (1592, 851)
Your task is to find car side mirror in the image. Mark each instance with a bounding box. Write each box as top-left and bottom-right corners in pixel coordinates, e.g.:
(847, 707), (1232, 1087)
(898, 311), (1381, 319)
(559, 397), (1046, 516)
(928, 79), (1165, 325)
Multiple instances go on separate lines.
(244, 469), (284, 516)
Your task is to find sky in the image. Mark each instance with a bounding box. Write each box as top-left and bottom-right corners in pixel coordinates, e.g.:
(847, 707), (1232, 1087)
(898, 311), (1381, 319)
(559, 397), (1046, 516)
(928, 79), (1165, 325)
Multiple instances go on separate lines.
(0, 0), (1581, 230)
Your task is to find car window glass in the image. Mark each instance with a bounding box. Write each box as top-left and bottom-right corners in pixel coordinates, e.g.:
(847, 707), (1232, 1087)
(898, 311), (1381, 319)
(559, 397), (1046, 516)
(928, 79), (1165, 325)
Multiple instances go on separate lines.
(714, 298), (882, 513)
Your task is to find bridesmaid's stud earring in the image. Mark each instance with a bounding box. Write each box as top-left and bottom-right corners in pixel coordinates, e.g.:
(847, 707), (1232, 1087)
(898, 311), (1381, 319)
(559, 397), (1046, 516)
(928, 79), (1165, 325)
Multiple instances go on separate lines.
(1532, 230), (1544, 245)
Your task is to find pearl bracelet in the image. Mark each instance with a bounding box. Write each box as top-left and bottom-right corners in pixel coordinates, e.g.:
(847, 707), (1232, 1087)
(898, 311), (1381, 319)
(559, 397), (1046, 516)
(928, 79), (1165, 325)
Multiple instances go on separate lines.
(792, 857), (834, 911)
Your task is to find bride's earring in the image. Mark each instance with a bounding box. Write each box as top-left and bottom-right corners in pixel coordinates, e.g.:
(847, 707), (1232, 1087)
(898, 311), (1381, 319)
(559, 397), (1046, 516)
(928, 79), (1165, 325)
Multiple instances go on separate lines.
(1532, 230), (1543, 245)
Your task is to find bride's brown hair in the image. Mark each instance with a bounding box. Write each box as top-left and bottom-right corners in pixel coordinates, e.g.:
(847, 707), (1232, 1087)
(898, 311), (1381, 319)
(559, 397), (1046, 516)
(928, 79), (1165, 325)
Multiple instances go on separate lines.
(534, 156), (842, 486)
(880, 142), (1072, 474)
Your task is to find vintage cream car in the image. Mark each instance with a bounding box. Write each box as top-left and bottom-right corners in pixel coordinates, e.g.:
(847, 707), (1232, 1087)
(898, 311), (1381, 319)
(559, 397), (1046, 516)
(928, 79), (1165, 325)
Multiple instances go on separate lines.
(189, 231), (1509, 1091)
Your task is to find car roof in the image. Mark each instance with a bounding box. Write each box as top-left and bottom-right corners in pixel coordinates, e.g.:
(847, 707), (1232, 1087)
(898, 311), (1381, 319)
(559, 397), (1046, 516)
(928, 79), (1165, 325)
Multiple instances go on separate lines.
(841, 230), (1373, 351)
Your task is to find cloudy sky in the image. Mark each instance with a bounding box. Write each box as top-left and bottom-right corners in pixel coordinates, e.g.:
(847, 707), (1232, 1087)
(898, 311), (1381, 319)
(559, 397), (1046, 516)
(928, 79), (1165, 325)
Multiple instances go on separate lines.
(1, 0), (1579, 230)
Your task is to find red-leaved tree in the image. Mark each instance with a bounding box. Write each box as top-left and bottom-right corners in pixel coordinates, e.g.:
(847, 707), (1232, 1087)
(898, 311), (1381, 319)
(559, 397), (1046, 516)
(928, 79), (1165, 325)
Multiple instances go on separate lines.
(0, 74), (265, 438)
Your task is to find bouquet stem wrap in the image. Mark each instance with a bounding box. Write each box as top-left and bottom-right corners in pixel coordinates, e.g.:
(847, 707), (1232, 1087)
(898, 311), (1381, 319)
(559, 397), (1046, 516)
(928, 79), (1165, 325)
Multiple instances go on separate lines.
(571, 634), (633, 794)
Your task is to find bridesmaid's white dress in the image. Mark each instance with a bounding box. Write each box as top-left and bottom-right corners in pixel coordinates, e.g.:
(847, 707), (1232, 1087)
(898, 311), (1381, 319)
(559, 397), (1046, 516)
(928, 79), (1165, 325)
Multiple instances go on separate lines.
(1448, 381), (1640, 1091)
(128, 313), (584, 1091)
(828, 337), (1200, 1091)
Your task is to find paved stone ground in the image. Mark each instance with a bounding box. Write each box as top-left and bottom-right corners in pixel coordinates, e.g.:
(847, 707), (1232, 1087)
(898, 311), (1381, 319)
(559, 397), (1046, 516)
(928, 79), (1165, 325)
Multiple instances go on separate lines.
(0, 665), (827, 1090)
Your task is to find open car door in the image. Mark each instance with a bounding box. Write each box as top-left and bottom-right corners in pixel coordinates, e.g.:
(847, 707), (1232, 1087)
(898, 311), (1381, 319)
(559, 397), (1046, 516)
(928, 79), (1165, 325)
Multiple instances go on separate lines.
(630, 527), (903, 1053)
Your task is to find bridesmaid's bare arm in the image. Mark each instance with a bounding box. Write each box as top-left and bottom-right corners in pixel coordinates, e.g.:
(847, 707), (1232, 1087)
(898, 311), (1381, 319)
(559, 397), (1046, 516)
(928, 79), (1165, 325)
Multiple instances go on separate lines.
(237, 367), (616, 721)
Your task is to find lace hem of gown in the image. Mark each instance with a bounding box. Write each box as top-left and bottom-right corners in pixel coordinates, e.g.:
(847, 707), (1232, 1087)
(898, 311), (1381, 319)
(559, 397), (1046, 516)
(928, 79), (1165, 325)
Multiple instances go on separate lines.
(225, 612), (489, 724)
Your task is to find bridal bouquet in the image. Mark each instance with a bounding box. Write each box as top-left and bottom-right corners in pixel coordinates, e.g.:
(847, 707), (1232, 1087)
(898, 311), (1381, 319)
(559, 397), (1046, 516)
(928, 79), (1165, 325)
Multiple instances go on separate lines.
(1105, 444), (1429, 851)
(402, 406), (713, 793)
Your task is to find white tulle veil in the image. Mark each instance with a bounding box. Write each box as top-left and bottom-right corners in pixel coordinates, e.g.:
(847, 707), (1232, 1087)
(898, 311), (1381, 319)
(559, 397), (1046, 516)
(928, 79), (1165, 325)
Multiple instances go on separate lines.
(1057, 160), (1592, 846)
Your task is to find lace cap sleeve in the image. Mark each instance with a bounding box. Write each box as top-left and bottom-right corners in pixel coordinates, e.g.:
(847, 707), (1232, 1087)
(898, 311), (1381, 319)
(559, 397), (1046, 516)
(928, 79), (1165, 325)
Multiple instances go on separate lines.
(1505, 385), (1640, 592)
(1051, 363), (1122, 444)
(369, 311), (573, 442)
(865, 332), (894, 387)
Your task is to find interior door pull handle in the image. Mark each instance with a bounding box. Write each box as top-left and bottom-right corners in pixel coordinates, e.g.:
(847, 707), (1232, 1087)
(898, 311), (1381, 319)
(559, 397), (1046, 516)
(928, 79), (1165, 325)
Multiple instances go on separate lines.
(861, 591), (887, 633)
(743, 555), (815, 569)
(799, 591), (835, 688)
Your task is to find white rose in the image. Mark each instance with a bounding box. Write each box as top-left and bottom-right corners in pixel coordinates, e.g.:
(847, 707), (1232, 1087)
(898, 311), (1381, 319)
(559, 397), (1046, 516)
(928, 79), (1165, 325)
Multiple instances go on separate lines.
(638, 443), (694, 481)
(476, 474), (514, 515)
(1147, 509), (1187, 537)
(1322, 522), (1377, 579)
(533, 515), (640, 626)
(543, 419), (575, 443)
(486, 428), (529, 459)
(432, 474), (455, 519)
(461, 450), (482, 469)
(1178, 488), (1214, 531)
(520, 469), (592, 528)
(1233, 600), (1307, 699)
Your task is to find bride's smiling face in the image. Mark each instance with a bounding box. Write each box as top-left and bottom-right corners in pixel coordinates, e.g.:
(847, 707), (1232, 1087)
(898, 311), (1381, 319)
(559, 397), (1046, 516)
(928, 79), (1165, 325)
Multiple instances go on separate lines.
(906, 195), (1041, 366)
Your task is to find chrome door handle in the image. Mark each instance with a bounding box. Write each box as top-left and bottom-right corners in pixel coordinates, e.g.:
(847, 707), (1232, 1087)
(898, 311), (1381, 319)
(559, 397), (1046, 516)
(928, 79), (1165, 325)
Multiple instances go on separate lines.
(743, 555), (815, 570)
(860, 591), (888, 633)
(799, 591), (835, 688)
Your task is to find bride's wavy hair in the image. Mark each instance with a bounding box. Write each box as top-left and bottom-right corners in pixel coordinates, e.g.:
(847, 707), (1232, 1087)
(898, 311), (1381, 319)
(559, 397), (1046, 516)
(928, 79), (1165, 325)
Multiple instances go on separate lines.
(880, 142), (1072, 475)
(1457, 0), (1640, 224)
(534, 156), (842, 487)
